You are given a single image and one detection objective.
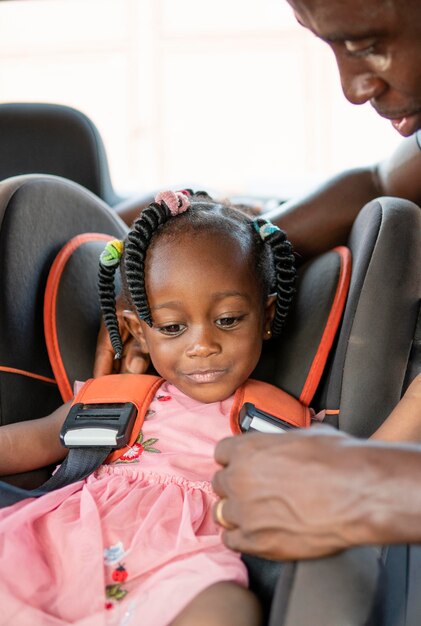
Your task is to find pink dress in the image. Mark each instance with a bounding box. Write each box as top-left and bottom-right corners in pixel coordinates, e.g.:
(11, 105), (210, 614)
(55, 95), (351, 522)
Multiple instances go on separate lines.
(0, 381), (247, 626)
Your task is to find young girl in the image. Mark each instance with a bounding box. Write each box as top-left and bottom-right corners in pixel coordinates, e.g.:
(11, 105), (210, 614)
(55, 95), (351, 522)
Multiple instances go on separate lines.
(0, 190), (297, 626)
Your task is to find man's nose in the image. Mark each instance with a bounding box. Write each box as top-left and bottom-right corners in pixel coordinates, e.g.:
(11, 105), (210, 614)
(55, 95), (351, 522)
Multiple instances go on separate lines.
(337, 59), (387, 105)
(185, 326), (220, 358)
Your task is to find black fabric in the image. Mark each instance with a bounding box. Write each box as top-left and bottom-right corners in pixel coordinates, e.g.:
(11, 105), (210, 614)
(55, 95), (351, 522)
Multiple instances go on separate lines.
(252, 249), (343, 403)
(403, 302), (421, 392)
(379, 546), (409, 626)
(55, 240), (122, 390)
(268, 547), (383, 626)
(0, 447), (112, 507)
(241, 555), (284, 623)
(323, 197), (421, 437)
(0, 176), (127, 429)
(0, 175), (127, 493)
(0, 103), (121, 205)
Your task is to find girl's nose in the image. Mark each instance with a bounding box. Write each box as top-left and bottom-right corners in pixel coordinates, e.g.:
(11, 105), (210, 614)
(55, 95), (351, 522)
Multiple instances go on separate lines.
(185, 327), (220, 358)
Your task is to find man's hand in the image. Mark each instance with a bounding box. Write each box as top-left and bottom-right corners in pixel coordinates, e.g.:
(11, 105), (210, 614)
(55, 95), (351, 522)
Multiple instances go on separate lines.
(93, 298), (150, 377)
(212, 427), (396, 561)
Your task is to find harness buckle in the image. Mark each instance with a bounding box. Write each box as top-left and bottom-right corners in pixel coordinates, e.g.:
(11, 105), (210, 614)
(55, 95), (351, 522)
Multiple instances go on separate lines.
(239, 402), (298, 434)
(60, 403), (137, 448)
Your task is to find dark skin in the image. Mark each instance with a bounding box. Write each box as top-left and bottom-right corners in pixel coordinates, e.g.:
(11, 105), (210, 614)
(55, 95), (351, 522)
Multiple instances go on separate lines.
(212, 374), (421, 560)
(96, 1), (421, 373)
(0, 229), (271, 626)
(94, 0), (421, 561)
(211, 0), (421, 560)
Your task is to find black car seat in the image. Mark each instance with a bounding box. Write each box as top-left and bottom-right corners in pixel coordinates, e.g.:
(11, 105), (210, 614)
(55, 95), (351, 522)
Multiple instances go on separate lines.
(242, 195), (420, 626)
(0, 174), (127, 487)
(0, 103), (124, 206)
(0, 174), (419, 624)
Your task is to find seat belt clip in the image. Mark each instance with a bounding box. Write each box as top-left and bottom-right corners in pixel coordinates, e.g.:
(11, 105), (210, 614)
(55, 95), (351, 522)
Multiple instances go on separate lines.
(239, 402), (299, 434)
(60, 402), (137, 448)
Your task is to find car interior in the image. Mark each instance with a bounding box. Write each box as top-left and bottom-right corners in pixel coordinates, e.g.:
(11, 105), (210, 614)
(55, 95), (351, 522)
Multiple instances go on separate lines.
(0, 102), (420, 624)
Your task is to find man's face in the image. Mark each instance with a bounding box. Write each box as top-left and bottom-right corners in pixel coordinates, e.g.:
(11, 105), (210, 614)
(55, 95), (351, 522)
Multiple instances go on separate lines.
(287, 0), (421, 136)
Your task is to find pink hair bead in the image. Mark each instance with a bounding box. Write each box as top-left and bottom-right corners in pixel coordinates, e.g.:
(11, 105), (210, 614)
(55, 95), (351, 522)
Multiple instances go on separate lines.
(155, 190), (190, 216)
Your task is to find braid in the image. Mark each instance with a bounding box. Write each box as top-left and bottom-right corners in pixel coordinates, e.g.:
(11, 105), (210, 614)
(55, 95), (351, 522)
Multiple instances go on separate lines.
(98, 191), (297, 360)
(98, 262), (123, 359)
(269, 230), (296, 335)
(253, 218), (296, 336)
(125, 201), (172, 326)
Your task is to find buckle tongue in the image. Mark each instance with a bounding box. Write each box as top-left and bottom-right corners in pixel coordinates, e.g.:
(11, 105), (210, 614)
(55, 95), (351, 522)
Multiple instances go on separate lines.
(60, 402), (137, 449)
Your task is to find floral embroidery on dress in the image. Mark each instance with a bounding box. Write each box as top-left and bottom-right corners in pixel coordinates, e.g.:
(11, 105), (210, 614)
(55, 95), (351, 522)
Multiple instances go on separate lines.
(104, 541), (126, 566)
(105, 582), (129, 603)
(115, 430), (161, 464)
(104, 544), (129, 609)
(157, 394), (172, 402)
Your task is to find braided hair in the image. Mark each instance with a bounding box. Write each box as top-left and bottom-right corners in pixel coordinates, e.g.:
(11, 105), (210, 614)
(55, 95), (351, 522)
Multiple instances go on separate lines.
(98, 191), (296, 358)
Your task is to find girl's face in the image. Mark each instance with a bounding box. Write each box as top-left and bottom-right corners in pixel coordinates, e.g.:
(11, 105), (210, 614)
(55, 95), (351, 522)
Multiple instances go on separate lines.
(124, 230), (275, 403)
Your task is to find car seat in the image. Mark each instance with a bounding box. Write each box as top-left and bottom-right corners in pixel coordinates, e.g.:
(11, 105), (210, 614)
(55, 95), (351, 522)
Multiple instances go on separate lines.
(242, 195), (420, 626)
(0, 102), (161, 224)
(0, 174), (127, 487)
(0, 103), (124, 205)
(0, 174), (419, 624)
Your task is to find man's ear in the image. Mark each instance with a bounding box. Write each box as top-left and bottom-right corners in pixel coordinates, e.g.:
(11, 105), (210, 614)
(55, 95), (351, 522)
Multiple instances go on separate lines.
(122, 310), (150, 355)
(263, 294), (276, 339)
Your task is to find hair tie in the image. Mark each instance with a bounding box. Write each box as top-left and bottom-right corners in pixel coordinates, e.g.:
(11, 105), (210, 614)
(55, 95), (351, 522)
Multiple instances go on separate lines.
(155, 190), (190, 216)
(253, 219), (281, 241)
(99, 239), (124, 268)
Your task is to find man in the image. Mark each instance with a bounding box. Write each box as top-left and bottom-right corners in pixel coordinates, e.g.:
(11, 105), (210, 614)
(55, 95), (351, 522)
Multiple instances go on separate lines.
(95, 0), (421, 560)
(211, 0), (421, 560)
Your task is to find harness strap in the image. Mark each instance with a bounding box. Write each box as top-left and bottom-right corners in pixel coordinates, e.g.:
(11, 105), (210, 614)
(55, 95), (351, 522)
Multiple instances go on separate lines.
(0, 374), (310, 507)
(0, 374), (163, 507)
(72, 374), (163, 463)
(231, 379), (311, 433)
(0, 447), (112, 507)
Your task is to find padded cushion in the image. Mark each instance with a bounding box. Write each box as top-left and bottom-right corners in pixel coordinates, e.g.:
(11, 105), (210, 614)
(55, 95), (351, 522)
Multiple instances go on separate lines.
(323, 197), (421, 437)
(269, 547), (383, 626)
(0, 175), (127, 427)
(44, 234), (119, 401)
(0, 103), (121, 205)
(253, 246), (351, 404)
(48, 236), (350, 409)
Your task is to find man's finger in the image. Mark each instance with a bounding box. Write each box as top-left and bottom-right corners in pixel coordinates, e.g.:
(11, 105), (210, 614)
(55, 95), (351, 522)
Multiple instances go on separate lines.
(212, 468), (228, 497)
(214, 436), (238, 465)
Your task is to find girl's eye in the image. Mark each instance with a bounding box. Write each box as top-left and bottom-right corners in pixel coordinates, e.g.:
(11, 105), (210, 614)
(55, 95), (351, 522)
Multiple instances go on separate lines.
(344, 39), (377, 58)
(157, 324), (186, 336)
(215, 316), (243, 329)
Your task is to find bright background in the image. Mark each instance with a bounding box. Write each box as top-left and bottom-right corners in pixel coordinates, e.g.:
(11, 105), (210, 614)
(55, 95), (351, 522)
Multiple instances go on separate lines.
(0, 0), (402, 200)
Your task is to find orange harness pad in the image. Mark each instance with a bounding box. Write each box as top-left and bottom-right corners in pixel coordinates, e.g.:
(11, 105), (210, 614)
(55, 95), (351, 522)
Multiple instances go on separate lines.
(72, 374), (312, 463)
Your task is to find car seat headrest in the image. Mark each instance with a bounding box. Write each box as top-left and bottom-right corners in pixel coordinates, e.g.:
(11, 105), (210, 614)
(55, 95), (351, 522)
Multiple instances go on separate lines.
(0, 174), (127, 426)
(45, 235), (351, 405)
(253, 246), (351, 404)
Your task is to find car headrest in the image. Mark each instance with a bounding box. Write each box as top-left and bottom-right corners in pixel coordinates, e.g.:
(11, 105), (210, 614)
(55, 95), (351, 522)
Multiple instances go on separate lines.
(0, 102), (120, 205)
(45, 234), (351, 405)
(0, 174), (127, 426)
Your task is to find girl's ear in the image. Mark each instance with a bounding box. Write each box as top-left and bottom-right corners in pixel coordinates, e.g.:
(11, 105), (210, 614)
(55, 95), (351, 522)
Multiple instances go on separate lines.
(122, 310), (150, 355)
(263, 294), (276, 340)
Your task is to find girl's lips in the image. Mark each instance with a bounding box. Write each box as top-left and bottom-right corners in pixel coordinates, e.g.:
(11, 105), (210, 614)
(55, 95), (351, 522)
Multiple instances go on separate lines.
(184, 370), (226, 384)
(390, 112), (421, 137)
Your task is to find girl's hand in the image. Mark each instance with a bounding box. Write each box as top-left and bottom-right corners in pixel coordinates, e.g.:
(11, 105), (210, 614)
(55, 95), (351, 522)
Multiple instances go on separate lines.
(93, 297), (150, 377)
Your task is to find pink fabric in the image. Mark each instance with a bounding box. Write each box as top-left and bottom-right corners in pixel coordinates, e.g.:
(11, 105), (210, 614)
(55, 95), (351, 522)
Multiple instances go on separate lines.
(0, 381), (247, 626)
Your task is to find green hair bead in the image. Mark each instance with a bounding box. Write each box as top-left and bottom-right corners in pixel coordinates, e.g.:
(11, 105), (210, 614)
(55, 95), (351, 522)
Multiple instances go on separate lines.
(100, 239), (124, 268)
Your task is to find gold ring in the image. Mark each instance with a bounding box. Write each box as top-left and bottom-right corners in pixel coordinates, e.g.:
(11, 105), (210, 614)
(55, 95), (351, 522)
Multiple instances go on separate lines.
(214, 498), (234, 530)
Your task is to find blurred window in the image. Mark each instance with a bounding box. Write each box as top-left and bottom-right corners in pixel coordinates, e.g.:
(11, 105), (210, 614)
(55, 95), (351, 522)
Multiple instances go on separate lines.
(0, 0), (401, 198)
